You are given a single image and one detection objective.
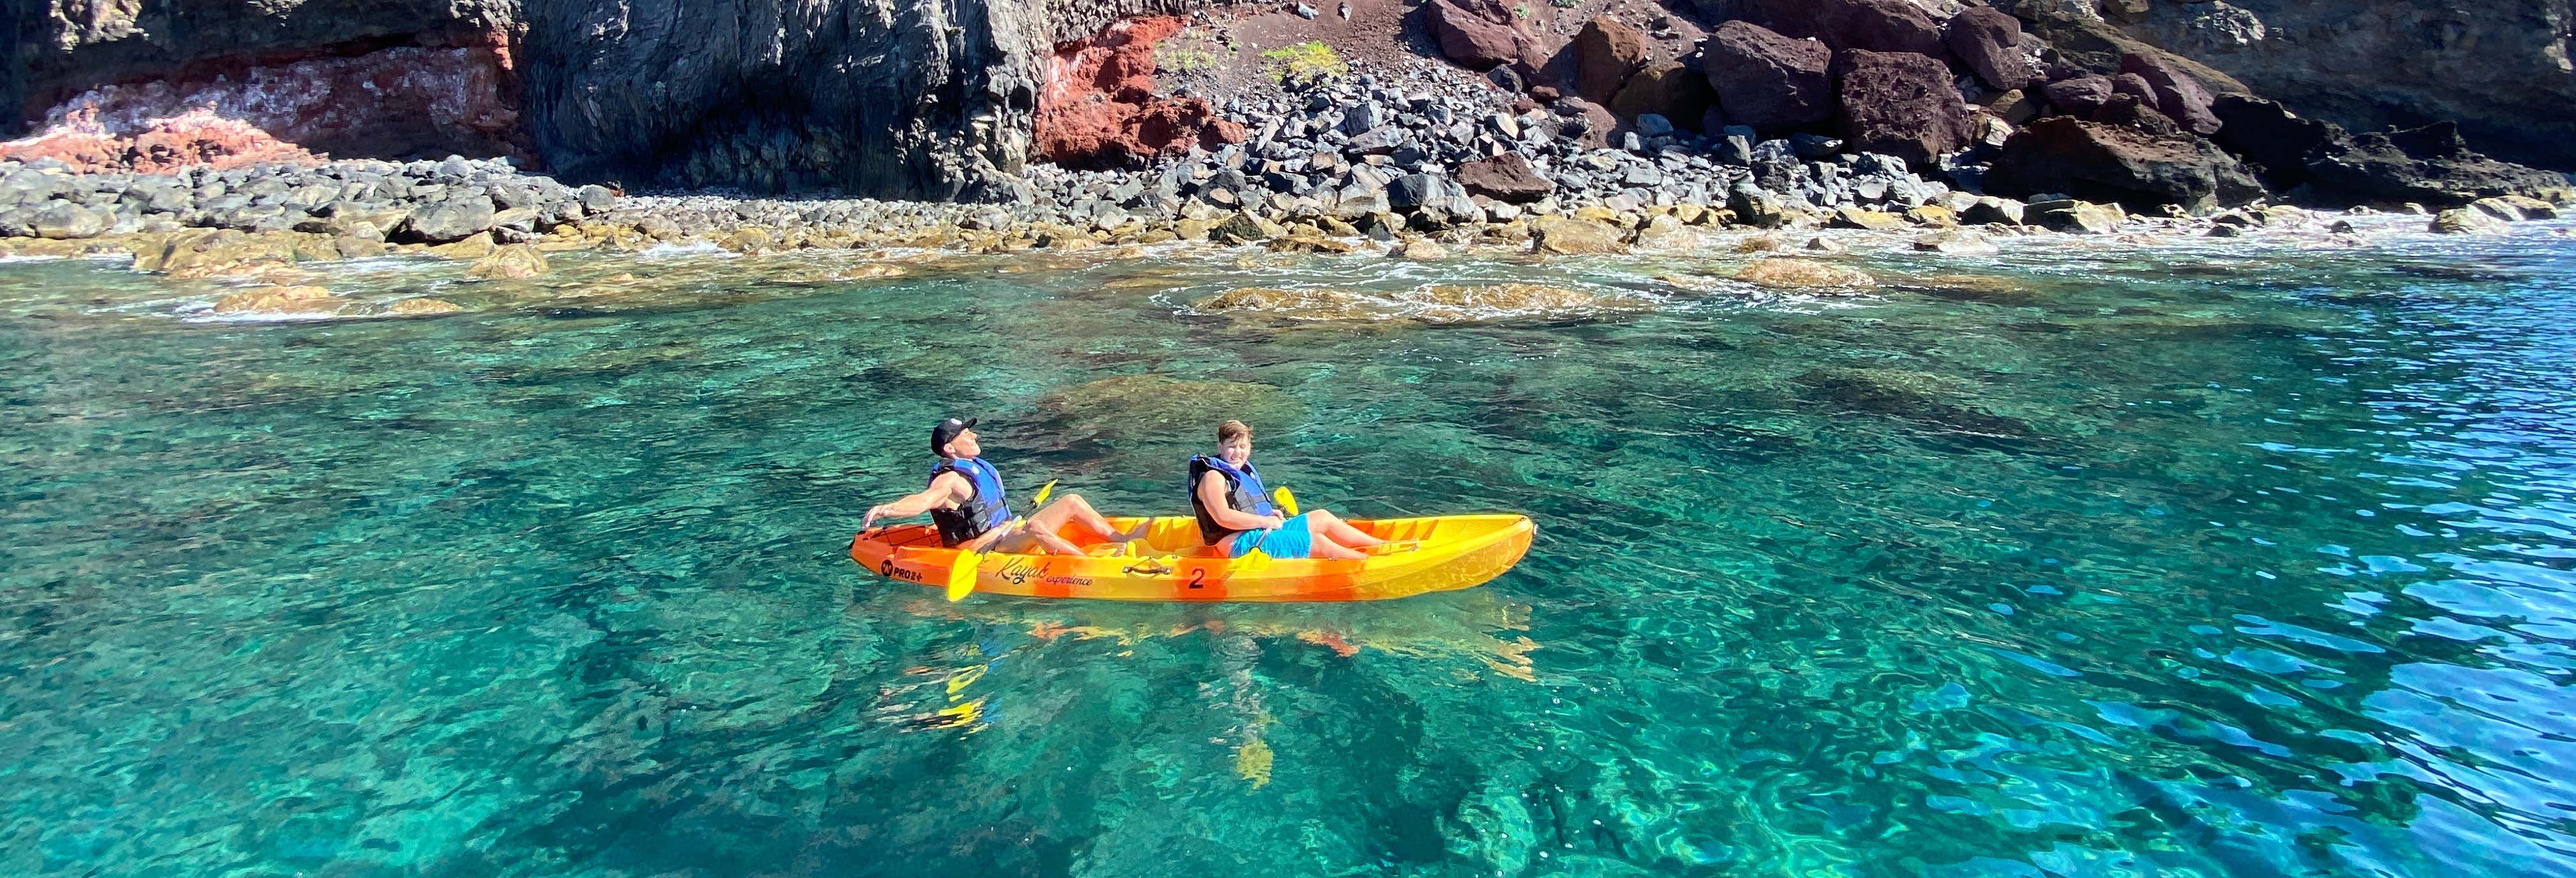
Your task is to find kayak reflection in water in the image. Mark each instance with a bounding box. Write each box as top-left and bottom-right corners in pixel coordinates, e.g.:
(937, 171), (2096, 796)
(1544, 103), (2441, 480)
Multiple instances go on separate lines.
(1187, 419), (1387, 560)
(862, 416), (1146, 556)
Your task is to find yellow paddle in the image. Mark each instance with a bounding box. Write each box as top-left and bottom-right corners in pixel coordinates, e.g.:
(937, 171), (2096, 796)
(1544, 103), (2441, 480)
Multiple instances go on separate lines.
(1272, 486), (1300, 517)
(948, 480), (1057, 602)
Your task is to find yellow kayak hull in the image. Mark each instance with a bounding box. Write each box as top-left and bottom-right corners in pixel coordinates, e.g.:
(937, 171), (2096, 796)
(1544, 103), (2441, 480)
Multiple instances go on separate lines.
(850, 514), (1534, 602)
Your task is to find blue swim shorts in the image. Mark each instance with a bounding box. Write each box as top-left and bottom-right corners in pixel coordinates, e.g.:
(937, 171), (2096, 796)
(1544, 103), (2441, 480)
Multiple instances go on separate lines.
(1230, 513), (1314, 558)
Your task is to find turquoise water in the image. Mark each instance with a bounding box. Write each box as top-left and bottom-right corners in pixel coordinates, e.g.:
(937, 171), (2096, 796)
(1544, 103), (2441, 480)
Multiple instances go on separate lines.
(5, 223), (2576, 876)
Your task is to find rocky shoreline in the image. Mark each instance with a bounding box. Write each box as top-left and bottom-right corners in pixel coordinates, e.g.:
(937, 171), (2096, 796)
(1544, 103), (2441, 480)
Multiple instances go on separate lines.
(5, 24), (2573, 308)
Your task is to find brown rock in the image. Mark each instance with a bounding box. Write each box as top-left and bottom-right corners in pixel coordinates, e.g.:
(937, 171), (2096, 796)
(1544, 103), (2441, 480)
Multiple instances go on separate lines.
(2043, 76), (2115, 116)
(1701, 20), (1834, 130)
(1986, 117), (2264, 212)
(1457, 153), (1556, 203)
(1739, 0), (1945, 57)
(1736, 258), (1876, 290)
(1034, 17), (1247, 167)
(2119, 52), (2221, 137)
(1574, 17), (1650, 105)
(1945, 8), (2038, 91)
(1982, 89), (2043, 126)
(1834, 50), (1971, 166)
(1428, 0), (1522, 70)
(1609, 61), (1715, 130)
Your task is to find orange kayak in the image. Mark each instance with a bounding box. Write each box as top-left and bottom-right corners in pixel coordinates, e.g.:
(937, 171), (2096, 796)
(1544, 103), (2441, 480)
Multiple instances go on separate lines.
(850, 514), (1534, 601)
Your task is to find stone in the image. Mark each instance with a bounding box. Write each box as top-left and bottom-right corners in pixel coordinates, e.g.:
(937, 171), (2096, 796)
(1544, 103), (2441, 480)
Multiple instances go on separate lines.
(404, 196), (496, 243)
(1962, 196), (2026, 225)
(1529, 215), (1629, 254)
(1986, 118), (2264, 212)
(1609, 62), (1714, 131)
(1945, 8), (2037, 91)
(1738, 0), (1945, 57)
(464, 243), (549, 281)
(1728, 182), (1791, 227)
(1735, 258), (1875, 289)
(2043, 76), (2115, 117)
(2118, 52), (2221, 137)
(1912, 229), (2000, 256)
(30, 203), (110, 239)
(1344, 126), (1408, 155)
(387, 298), (466, 316)
(1575, 17), (1651, 104)
(2430, 206), (2508, 234)
(1392, 237), (1448, 259)
(577, 185), (617, 212)
(1428, 0), (1522, 70)
(1209, 212), (1271, 244)
(1903, 204), (1959, 227)
(428, 231), (497, 260)
(1333, 184), (1392, 220)
(2025, 199), (2126, 235)
(2208, 95), (2340, 190)
(1457, 153), (1556, 203)
(1829, 206), (1905, 231)
(1700, 21), (1834, 130)
(2306, 121), (2576, 207)
(210, 285), (337, 315)
(1834, 50), (1971, 167)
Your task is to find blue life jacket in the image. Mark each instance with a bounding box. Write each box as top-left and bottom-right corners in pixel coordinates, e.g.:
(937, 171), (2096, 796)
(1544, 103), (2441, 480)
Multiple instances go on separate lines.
(928, 456), (1012, 546)
(1188, 454), (1276, 546)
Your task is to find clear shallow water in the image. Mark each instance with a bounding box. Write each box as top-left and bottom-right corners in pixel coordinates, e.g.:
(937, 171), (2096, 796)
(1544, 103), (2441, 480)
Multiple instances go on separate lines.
(4, 222), (2576, 877)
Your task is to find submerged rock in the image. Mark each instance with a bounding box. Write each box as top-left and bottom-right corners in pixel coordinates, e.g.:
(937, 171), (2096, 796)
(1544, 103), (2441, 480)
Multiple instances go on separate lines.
(464, 243), (549, 281)
(1797, 367), (2035, 438)
(210, 284), (337, 316)
(1191, 282), (1642, 323)
(1038, 374), (1306, 439)
(1736, 258), (1876, 290)
(1529, 215), (1628, 255)
(387, 297), (466, 316)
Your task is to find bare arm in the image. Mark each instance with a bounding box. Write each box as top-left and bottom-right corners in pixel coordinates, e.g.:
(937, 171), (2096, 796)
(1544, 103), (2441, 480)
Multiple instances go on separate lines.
(1197, 471), (1284, 532)
(864, 472), (969, 529)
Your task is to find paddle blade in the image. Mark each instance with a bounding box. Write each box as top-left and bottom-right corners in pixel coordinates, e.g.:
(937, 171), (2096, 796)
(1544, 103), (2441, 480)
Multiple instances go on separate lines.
(1273, 486), (1300, 517)
(1241, 548), (1273, 573)
(946, 549), (981, 601)
(1032, 479), (1057, 508)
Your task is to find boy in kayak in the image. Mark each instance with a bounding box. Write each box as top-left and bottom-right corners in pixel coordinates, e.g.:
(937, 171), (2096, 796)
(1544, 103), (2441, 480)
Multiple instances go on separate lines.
(1189, 420), (1386, 560)
(863, 417), (1144, 555)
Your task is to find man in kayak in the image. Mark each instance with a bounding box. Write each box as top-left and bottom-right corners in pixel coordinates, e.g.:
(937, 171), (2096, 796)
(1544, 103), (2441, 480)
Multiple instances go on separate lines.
(864, 417), (1144, 555)
(1190, 420), (1386, 560)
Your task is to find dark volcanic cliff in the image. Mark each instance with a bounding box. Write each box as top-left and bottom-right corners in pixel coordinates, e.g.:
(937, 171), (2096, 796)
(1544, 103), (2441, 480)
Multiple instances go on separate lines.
(6, 0), (1229, 199)
(2005, 0), (2576, 170)
(6, 0), (2572, 201)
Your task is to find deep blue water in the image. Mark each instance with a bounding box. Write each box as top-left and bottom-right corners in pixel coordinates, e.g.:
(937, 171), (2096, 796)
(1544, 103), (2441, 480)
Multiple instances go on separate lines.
(3, 221), (2574, 876)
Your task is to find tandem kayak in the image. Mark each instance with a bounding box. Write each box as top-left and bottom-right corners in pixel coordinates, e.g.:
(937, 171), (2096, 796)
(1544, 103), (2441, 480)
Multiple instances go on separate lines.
(850, 514), (1534, 602)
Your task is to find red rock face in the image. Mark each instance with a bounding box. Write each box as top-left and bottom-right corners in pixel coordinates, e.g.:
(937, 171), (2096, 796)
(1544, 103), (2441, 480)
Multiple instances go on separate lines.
(1035, 17), (1245, 168)
(2, 44), (526, 173)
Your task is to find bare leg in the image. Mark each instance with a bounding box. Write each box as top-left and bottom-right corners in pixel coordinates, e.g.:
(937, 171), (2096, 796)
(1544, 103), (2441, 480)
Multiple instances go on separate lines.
(1030, 493), (1146, 542)
(992, 527), (1085, 556)
(1304, 509), (1385, 547)
(1307, 534), (1367, 560)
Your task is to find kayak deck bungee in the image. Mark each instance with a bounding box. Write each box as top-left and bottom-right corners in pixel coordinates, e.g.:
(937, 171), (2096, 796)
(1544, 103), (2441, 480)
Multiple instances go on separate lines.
(850, 514), (1534, 601)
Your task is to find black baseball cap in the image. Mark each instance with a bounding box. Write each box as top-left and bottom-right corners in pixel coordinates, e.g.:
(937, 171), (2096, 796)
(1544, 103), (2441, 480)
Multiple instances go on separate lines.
(930, 417), (977, 455)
